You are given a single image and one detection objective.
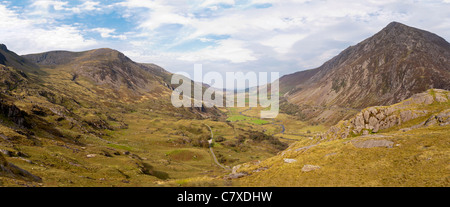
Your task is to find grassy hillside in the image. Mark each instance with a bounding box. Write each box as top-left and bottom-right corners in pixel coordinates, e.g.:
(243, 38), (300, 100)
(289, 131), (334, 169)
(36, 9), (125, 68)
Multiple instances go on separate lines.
(228, 89), (450, 187)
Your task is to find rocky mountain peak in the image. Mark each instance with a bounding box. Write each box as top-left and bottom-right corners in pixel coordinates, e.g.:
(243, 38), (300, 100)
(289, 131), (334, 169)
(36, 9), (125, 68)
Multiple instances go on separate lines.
(383, 21), (408, 31)
(0, 44), (8, 52)
(281, 22), (450, 124)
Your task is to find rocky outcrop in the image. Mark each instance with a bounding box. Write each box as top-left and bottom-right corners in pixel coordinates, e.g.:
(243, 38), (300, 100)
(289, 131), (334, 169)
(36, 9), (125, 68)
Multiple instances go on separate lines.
(317, 89), (449, 140)
(0, 44), (39, 73)
(0, 100), (31, 129)
(0, 153), (42, 182)
(400, 109), (450, 131)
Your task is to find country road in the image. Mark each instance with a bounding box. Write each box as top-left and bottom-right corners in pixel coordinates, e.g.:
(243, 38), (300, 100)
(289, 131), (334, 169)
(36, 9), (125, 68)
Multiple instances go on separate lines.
(204, 124), (231, 171)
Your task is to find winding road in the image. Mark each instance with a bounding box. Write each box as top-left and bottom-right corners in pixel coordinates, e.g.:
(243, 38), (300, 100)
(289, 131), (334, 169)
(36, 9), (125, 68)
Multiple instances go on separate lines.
(204, 124), (231, 171)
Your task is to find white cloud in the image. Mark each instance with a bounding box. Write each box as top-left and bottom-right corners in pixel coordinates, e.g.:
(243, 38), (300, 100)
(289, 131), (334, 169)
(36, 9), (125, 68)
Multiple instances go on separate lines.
(117, 0), (191, 31)
(261, 34), (308, 54)
(1, 0), (450, 78)
(0, 4), (98, 54)
(199, 0), (235, 7)
(78, 1), (101, 12)
(30, 0), (69, 11)
(178, 39), (257, 63)
(92, 28), (127, 40)
(113, 0), (450, 76)
(28, 0), (102, 16)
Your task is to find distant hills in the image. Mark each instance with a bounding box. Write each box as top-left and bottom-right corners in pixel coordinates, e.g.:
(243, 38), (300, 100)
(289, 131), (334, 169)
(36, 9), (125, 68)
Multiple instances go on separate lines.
(280, 22), (450, 124)
(0, 44), (223, 147)
(23, 48), (171, 95)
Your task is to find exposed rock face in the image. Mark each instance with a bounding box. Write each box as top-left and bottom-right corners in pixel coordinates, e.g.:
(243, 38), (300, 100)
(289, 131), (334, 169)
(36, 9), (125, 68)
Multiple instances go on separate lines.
(0, 44), (39, 73)
(317, 89), (449, 141)
(23, 49), (164, 93)
(0, 153), (42, 182)
(435, 110), (450, 126)
(0, 100), (31, 129)
(280, 22), (450, 124)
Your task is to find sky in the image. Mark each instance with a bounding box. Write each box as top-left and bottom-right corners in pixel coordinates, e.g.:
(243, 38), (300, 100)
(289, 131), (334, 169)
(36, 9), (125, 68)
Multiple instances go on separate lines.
(1, 0), (450, 81)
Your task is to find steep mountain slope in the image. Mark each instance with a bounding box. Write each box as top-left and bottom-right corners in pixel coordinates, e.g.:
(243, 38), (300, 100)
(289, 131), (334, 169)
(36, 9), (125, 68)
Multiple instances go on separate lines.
(0, 44), (39, 74)
(23, 49), (169, 95)
(0, 45), (231, 186)
(231, 89), (450, 186)
(280, 22), (450, 124)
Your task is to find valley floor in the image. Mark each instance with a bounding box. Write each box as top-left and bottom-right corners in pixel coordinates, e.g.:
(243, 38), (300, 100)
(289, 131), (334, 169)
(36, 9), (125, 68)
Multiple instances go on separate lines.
(1, 105), (320, 187)
(1, 95), (449, 187)
(234, 124), (449, 187)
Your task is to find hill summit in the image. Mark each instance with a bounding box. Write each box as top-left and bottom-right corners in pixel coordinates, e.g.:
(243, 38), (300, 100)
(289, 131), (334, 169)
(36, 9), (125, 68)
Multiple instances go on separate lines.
(280, 22), (450, 124)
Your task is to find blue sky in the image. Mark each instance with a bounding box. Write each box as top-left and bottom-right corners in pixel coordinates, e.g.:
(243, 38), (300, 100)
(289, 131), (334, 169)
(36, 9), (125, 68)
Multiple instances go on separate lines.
(1, 0), (450, 79)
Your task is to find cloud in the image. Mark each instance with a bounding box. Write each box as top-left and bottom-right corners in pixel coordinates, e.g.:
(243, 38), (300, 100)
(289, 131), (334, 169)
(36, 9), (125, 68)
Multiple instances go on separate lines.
(1, 0), (450, 79)
(178, 39), (257, 63)
(92, 28), (127, 40)
(260, 34), (308, 54)
(28, 0), (102, 16)
(199, 0), (235, 7)
(109, 0), (450, 78)
(0, 4), (98, 54)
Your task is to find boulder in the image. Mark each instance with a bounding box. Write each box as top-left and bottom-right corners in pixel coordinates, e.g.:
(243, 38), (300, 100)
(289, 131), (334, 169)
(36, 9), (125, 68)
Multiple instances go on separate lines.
(232, 165), (241, 174)
(376, 112), (386, 121)
(363, 110), (370, 122)
(352, 139), (394, 148)
(301, 165), (321, 172)
(436, 110), (450, 124)
(372, 122), (380, 133)
(368, 116), (378, 130)
(227, 172), (247, 179)
(409, 93), (434, 105)
(354, 114), (365, 133)
(362, 130), (369, 136)
(400, 110), (414, 122)
(283, 158), (297, 163)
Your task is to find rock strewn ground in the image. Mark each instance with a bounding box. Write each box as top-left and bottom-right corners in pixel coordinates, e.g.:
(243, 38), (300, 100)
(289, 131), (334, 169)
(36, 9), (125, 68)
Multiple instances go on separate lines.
(317, 89), (449, 141)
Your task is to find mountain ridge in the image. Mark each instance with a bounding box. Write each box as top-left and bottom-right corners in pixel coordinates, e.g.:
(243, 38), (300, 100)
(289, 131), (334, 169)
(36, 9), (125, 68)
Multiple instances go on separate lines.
(0, 44), (40, 74)
(280, 22), (450, 124)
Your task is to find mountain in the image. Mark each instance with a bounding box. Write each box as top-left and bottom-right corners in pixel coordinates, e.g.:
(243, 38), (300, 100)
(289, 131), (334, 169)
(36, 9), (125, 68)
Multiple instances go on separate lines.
(0, 45), (225, 144)
(280, 22), (450, 124)
(0, 46), (221, 150)
(23, 48), (170, 95)
(0, 45), (230, 186)
(0, 44), (39, 73)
